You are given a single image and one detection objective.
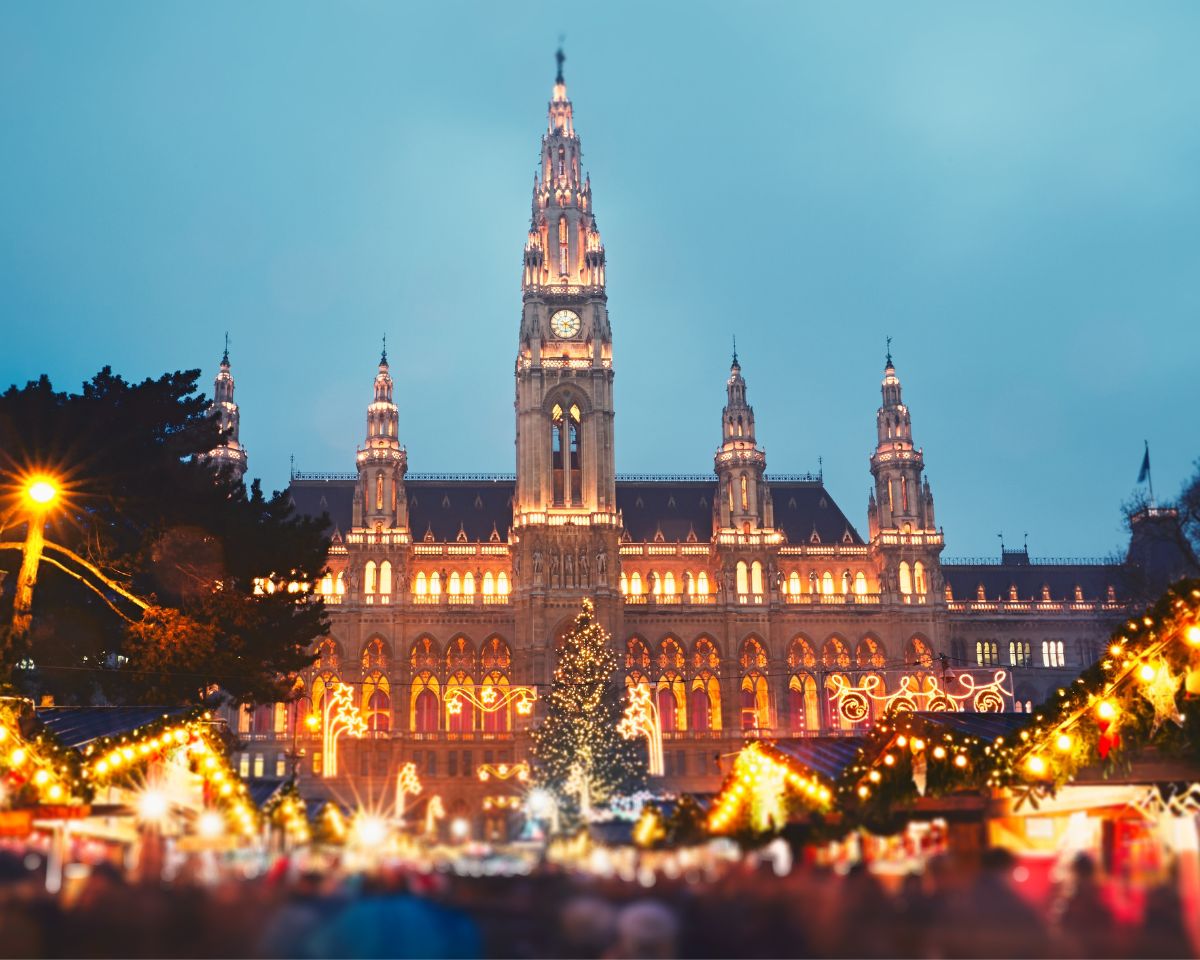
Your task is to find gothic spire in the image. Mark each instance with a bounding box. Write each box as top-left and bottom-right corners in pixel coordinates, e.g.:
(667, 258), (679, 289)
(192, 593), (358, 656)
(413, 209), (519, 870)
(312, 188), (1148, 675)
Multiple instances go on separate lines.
(205, 339), (247, 481)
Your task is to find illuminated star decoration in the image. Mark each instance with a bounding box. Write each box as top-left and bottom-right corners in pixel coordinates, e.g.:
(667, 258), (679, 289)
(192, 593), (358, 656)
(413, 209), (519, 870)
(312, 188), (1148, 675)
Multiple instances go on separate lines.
(1140, 661), (1184, 733)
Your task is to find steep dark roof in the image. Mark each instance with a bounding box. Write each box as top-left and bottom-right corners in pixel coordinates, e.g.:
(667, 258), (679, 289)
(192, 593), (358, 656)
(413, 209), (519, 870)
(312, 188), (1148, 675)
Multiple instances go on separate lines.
(35, 706), (191, 749)
(771, 736), (866, 780)
(942, 558), (1122, 603)
(288, 476), (864, 545)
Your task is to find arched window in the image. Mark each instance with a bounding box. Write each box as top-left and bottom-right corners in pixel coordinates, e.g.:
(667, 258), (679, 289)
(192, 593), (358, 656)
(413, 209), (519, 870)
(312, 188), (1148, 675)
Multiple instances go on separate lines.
(750, 561), (764, 596)
(650, 572), (662, 596)
(657, 678), (685, 732)
(415, 572), (427, 595)
(448, 572), (461, 595)
(630, 572), (642, 595)
(429, 571), (441, 595)
(463, 572), (475, 595)
(740, 673), (769, 730)
(788, 674), (820, 732)
(683, 571), (695, 595)
(568, 404), (582, 506)
(822, 637), (851, 669)
(740, 475), (748, 510)
(376, 473), (384, 511)
(363, 672), (391, 732)
(663, 572), (676, 597)
(1042, 640), (1065, 668)
(446, 672), (475, 734)
(364, 561), (377, 595)
(412, 675), (440, 733)
(320, 573), (333, 595)
(906, 636), (934, 668)
(691, 637), (722, 733)
(361, 636), (390, 672)
(379, 560), (392, 596)
(697, 571), (709, 595)
(736, 561), (749, 596)
(976, 641), (998, 666)
(898, 562), (913, 595)
(822, 571), (834, 595)
(620, 572), (629, 595)
(914, 561), (927, 595)
(854, 571), (868, 595)
(558, 215), (569, 274)
(481, 671), (511, 734)
(788, 571), (801, 595)
(842, 570), (852, 594)
(497, 572), (509, 595)
(626, 637), (651, 676)
(482, 572), (494, 595)
(856, 637), (886, 669)
(335, 571), (345, 595)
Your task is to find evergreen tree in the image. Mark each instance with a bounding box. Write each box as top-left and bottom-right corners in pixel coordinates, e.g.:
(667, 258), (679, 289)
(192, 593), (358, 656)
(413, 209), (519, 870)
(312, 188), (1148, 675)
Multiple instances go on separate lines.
(531, 598), (645, 819)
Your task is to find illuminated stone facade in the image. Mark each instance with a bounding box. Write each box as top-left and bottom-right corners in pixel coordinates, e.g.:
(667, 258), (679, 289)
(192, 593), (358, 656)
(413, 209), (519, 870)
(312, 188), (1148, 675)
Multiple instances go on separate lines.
(225, 59), (1192, 835)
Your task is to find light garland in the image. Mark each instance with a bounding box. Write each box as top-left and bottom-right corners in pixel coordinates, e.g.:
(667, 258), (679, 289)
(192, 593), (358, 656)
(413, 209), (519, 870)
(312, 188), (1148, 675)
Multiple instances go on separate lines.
(446, 684), (536, 717)
(828, 669), (1011, 724)
(617, 683), (664, 776)
(707, 741), (833, 835)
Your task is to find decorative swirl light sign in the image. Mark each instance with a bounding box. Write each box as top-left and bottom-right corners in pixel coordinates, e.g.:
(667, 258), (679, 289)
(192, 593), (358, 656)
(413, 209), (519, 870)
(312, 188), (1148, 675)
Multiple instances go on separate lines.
(828, 670), (1012, 724)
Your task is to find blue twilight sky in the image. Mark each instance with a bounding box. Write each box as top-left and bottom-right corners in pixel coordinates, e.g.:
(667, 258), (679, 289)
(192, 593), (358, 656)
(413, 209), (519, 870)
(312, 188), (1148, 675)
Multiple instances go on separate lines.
(1, 2), (1197, 558)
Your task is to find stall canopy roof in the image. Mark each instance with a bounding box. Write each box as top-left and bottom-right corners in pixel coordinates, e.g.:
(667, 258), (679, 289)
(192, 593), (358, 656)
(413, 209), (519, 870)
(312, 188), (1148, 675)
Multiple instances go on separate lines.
(771, 737), (866, 781)
(905, 712), (1028, 742)
(35, 706), (192, 749)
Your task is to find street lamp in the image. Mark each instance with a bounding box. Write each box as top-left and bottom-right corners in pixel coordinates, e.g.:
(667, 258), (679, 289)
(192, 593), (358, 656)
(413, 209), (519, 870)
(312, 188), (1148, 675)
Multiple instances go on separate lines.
(10, 475), (60, 642)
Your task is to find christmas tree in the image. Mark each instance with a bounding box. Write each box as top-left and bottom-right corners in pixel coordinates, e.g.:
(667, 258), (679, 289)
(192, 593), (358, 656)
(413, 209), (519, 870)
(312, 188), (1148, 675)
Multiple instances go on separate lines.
(532, 598), (646, 821)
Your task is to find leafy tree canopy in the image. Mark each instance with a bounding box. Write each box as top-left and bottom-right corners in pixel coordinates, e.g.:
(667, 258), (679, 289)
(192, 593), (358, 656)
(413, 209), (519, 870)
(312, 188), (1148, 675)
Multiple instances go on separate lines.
(0, 368), (328, 705)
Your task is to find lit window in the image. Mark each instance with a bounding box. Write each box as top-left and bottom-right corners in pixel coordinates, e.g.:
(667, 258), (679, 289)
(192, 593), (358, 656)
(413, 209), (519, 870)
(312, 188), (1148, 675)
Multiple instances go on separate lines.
(482, 572), (495, 595)
(238, 754), (250, 778)
(788, 571), (801, 595)
(430, 572), (441, 596)
(376, 473), (384, 511)
(854, 572), (867, 595)
(663, 572), (676, 597)
(630, 572), (642, 595)
(914, 561), (926, 594)
(415, 572), (427, 596)
(750, 561), (763, 596)
(449, 572), (461, 595)
(822, 571), (834, 595)
(275, 753), (286, 778)
(736, 561), (748, 596)
(335, 571), (345, 595)
(463, 572), (475, 595)
(320, 573), (333, 595)
(497, 572), (509, 595)
(253, 754), (264, 778)
(898, 562), (912, 595)
(740, 476), (748, 510)
(652, 573), (662, 596)
(697, 571), (709, 595)
(620, 572), (629, 595)
(364, 561), (377, 594)
(379, 560), (392, 595)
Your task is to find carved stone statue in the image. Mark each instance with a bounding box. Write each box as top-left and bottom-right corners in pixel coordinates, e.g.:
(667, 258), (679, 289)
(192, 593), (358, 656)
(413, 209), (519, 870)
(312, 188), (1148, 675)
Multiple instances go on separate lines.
(596, 547), (608, 584)
(512, 553), (521, 585)
(578, 548), (589, 583)
(550, 551), (560, 587)
(532, 550), (543, 582)
(564, 551), (574, 586)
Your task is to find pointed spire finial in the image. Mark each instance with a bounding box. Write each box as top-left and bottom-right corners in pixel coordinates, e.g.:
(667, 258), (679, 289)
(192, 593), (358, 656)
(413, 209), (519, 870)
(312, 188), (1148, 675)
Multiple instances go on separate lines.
(380, 333), (388, 365)
(885, 335), (893, 367)
(731, 334), (739, 368)
(555, 41), (565, 84)
(222, 331), (230, 365)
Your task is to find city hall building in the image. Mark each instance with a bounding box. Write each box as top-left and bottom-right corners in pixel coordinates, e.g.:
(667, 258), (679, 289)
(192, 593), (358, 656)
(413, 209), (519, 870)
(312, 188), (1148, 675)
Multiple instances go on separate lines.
(212, 58), (1192, 833)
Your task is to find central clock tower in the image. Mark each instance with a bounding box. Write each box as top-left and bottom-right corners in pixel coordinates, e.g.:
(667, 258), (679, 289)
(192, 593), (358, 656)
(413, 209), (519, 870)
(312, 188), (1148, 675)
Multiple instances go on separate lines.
(512, 52), (620, 677)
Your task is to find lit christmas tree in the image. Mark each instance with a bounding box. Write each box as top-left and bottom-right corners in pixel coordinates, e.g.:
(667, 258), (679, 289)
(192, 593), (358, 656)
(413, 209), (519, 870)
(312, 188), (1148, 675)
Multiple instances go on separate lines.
(532, 598), (646, 821)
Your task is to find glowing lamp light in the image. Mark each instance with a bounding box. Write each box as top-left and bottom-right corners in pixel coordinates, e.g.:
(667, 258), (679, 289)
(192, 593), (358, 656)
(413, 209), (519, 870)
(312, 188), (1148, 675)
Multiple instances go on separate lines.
(1055, 734), (1073, 753)
(25, 478), (58, 507)
(47, 784), (63, 801)
(953, 754), (968, 769)
(1109, 643), (1123, 656)
(868, 770), (881, 783)
(883, 754), (895, 766)
(527, 788), (554, 818)
(1139, 663), (1157, 683)
(932, 746), (946, 760)
(1185, 625), (1200, 647)
(450, 817), (470, 841)
(1095, 700), (1118, 723)
(857, 785), (870, 799)
(10, 748), (27, 767)
(1024, 755), (1047, 777)
(138, 789), (169, 823)
(304, 714), (320, 731)
(198, 811), (225, 839)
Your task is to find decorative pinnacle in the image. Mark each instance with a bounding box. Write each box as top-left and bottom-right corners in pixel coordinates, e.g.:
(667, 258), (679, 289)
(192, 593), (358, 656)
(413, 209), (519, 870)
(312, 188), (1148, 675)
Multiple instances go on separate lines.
(380, 333), (388, 365)
(732, 334), (739, 368)
(555, 44), (565, 84)
(885, 335), (893, 367)
(222, 331), (230, 365)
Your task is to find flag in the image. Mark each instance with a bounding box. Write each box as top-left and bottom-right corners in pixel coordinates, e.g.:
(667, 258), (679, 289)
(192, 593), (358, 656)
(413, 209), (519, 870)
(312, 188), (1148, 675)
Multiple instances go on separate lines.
(1137, 444), (1150, 484)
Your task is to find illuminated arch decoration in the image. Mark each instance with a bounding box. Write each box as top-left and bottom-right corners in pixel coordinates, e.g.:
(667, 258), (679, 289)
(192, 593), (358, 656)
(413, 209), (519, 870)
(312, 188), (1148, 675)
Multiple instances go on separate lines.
(445, 682), (536, 718)
(477, 760), (530, 782)
(827, 670), (1012, 725)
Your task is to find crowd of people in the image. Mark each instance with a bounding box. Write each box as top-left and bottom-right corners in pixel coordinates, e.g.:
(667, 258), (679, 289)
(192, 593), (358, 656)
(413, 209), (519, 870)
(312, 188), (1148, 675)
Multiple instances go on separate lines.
(0, 845), (1194, 958)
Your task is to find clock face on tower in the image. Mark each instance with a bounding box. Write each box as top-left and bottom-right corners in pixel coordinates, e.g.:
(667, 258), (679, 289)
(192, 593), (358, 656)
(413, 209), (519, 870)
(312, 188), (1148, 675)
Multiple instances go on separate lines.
(550, 309), (582, 339)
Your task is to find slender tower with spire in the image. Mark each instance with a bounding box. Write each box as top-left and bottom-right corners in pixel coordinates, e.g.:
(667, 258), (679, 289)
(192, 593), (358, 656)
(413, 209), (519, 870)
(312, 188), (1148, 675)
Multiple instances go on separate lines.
(352, 339), (409, 534)
(867, 345), (942, 602)
(205, 336), (248, 482)
(714, 345), (773, 533)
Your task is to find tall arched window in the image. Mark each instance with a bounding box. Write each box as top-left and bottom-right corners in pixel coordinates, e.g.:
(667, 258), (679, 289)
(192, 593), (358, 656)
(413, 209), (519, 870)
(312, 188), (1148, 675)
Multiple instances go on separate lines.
(449, 572), (461, 595)
(750, 561), (764, 596)
(854, 572), (868, 595)
(364, 561), (377, 595)
(898, 561), (913, 595)
(822, 571), (834, 595)
(412, 676), (440, 733)
(497, 572), (509, 595)
(335, 571), (345, 595)
(551, 403), (565, 505)
(463, 572), (475, 595)
(788, 571), (801, 595)
(620, 572), (629, 595)
(558, 215), (569, 274)
(363, 672), (391, 732)
(414, 572), (427, 595)
(736, 561), (749, 596)
(691, 637), (722, 733)
(697, 571), (709, 595)
(376, 473), (384, 510)
(568, 404), (582, 506)
(663, 572), (676, 597)
(429, 571), (441, 595)
(482, 572), (494, 595)
(320, 573), (333, 595)
(446, 672), (475, 734)
(740, 475), (748, 510)
(481, 671), (511, 734)
(914, 561), (927, 595)
(788, 674), (820, 732)
(630, 572), (642, 595)
(379, 560), (392, 596)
